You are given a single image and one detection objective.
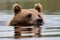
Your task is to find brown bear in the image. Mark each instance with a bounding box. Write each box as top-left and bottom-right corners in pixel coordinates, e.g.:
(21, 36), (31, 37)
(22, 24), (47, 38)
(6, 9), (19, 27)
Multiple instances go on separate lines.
(7, 3), (44, 38)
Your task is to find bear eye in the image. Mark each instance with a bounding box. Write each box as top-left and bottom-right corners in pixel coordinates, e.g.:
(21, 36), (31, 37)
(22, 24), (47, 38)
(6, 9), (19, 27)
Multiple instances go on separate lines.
(26, 14), (32, 18)
(38, 15), (40, 17)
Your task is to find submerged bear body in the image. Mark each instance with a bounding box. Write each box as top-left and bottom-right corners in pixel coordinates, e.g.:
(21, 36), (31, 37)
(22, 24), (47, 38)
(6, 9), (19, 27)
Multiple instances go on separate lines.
(7, 3), (44, 38)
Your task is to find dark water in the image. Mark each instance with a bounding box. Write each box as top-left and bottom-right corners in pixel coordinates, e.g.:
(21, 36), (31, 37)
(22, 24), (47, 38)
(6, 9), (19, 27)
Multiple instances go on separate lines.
(0, 14), (60, 40)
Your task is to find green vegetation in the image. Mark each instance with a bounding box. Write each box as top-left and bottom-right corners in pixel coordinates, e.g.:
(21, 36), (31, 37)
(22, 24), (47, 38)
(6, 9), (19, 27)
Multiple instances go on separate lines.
(0, 0), (46, 10)
(0, 0), (60, 12)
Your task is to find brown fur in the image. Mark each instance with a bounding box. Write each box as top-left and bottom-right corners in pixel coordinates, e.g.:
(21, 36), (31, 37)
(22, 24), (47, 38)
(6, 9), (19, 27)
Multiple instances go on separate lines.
(7, 3), (44, 26)
(7, 3), (44, 38)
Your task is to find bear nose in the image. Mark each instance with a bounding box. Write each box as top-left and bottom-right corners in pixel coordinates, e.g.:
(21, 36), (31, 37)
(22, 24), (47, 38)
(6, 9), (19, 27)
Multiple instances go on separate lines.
(36, 19), (43, 23)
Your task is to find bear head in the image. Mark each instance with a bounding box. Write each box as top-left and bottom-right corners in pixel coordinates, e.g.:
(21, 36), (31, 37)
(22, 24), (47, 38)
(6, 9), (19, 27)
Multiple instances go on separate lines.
(9, 3), (44, 26)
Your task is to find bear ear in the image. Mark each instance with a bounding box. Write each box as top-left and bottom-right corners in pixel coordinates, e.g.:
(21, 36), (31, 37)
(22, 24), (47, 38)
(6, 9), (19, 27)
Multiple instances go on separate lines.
(13, 3), (22, 15)
(34, 3), (42, 12)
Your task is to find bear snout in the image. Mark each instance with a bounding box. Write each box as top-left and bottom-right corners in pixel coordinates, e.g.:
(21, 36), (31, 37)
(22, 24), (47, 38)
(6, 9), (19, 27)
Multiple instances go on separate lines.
(35, 18), (43, 25)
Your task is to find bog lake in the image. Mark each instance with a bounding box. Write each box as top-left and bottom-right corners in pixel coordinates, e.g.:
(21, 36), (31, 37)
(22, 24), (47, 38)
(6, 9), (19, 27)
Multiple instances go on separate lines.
(0, 12), (60, 40)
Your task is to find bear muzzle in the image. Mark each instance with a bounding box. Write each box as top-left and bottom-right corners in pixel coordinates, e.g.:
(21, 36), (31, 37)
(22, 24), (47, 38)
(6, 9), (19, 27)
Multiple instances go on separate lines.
(35, 18), (44, 26)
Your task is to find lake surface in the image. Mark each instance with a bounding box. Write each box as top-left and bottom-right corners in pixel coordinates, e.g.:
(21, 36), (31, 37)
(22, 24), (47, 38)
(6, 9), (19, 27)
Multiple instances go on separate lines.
(0, 14), (60, 40)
